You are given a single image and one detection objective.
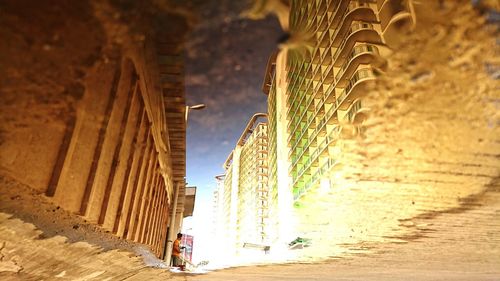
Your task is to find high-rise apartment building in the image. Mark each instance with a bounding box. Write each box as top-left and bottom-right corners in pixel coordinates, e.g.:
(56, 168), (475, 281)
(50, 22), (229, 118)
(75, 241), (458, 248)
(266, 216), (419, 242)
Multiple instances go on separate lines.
(283, 0), (414, 201)
(238, 121), (269, 245)
(262, 0), (415, 247)
(214, 114), (269, 259)
(215, 0), (415, 259)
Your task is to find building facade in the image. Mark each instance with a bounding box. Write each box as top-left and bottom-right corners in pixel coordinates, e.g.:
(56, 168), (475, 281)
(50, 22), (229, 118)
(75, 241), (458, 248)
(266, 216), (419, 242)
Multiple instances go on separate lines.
(0, 1), (194, 259)
(214, 0), (415, 259)
(214, 114), (269, 260)
(237, 121), (269, 246)
(283, 0), (415, 202)
(240, 0), (415, 252)
(261, 0), (415, 249)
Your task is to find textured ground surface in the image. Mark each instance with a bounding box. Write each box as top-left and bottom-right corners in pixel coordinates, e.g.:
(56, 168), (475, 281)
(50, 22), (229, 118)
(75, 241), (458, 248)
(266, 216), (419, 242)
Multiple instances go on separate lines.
(0, 193), (499, 280)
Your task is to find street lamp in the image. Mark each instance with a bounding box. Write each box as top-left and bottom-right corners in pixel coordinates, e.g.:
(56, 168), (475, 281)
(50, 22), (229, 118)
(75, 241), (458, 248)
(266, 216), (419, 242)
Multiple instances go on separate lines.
(165, 103), (206, 266)
(185, 104), (206, 122)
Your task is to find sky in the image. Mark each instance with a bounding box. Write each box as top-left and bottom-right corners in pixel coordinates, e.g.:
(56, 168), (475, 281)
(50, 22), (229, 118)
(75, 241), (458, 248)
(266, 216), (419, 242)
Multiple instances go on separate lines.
(183, 0), (282, 229)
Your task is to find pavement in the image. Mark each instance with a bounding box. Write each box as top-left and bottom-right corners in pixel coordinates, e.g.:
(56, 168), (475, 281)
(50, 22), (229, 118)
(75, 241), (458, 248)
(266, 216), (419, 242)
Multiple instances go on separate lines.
(0, 181), (499, 281)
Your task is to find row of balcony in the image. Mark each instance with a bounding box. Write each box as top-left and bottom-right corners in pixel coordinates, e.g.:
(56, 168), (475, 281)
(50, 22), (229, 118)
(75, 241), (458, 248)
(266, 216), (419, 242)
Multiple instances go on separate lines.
(287, 6), (382, 202)
(239, 176), (268, 184)
(240, 160), (267, 169)
(303, 3), (354, 47)
(291, 126), (340, 187)
(288, 0), (377, 70)
(286, 6), (384, 182)
(289, 85), (367, 176)
(286, 23), (381, 131)
(290, 100), (339, 170)
(294, 157), (338, 201)
(286, 1), (379, 101)
(288, 66), (375, 161)
(239, 174), (267, 182)
(286, 0), (353, 109)
(319, 1), (376, 48)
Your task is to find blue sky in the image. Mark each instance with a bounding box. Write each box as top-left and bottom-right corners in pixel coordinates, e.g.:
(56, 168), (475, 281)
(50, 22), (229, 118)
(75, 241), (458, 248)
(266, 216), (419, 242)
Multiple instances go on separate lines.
(184, 2), (282, 212)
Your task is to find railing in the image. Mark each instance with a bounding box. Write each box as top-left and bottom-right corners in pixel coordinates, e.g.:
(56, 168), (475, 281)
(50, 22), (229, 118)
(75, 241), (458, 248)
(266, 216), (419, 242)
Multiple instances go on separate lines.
(331, 1), (372, 46)
(335, 44), (379, 82)
(336, 68), (375, 108)
(287, 11), (381, 157)
(288, 73), (342, 162)
(289, 73), (338, 153)
(294, 157), (338, 200)
(288, 3), (377, 114)
(314, 6), (330, 34)
(287, 90), (316, 136)
(290, 27), (379, 147)
(333, 21), (375, 62)
(291, 126), (340, 186)
(347, 99), (362, 122)
(289, 91), (341, 172)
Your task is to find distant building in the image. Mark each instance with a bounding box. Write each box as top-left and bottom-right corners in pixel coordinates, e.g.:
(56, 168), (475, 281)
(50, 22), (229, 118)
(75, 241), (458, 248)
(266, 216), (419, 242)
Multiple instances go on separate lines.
(214, 114), (269, 260)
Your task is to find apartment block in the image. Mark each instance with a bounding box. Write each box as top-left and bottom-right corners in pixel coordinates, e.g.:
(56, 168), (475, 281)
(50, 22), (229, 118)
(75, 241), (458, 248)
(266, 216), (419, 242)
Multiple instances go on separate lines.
(215, 114), (269, 258)
(213, 0), (415, 257)
(263, 0), (413, 199)
(285, 0), (414, 201)
(261, 0), (415, 245)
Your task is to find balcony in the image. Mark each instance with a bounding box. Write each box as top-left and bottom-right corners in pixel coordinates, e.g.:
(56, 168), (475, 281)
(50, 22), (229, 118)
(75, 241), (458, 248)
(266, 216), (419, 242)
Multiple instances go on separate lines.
(287, 94), (317, 138)
(331, 1), (378, 47)
(287, 76), (310, 116)
(335, 44), (383, 87)
(336, 68), (377, 110)
(346, 98), (362, 121)
(294, 157), (338, 201)
(288, 92), (321, 141)
(289, 121), (323, 171)
(347, 98), (370, 125)
(327, 0), (351, 29)
(321, 50), (332, 66)
(289, 105), (319, 150)
(317, 13), (329, 32)
(289, 86), (339, 148)
(378, 0), (414, 32)
(325, 105), (339, 125)
(291, 125), (340, 185)
(333, 22), (382, 67)
(314, 0), (351, 48)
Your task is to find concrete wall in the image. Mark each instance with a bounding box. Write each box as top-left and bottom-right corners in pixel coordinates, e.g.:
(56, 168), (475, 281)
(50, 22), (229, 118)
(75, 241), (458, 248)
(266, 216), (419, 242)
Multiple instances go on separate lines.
(0, 0), (188, 259)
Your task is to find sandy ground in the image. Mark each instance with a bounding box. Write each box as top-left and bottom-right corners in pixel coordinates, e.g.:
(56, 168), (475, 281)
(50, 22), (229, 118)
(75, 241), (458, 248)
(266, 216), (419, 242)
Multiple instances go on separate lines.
(0, 174), (146, 252)
(0, 181), (499, 280)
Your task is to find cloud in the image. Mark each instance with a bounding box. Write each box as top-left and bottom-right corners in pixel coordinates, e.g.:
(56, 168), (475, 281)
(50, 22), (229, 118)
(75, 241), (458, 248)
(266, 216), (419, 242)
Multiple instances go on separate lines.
(185, 74), (210, 86)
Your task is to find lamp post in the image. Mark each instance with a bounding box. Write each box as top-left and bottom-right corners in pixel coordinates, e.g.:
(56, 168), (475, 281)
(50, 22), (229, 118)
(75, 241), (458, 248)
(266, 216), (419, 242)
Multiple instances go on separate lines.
(185, 104), (206, 122)
(165, 103), (206, 266)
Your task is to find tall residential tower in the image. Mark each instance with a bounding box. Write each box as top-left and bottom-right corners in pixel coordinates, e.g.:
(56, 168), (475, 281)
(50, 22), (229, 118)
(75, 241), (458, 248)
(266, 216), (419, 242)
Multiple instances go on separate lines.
(215, 0), (416, 259)
(214, 114), (269, 260)
(263, 0), (415, 248)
